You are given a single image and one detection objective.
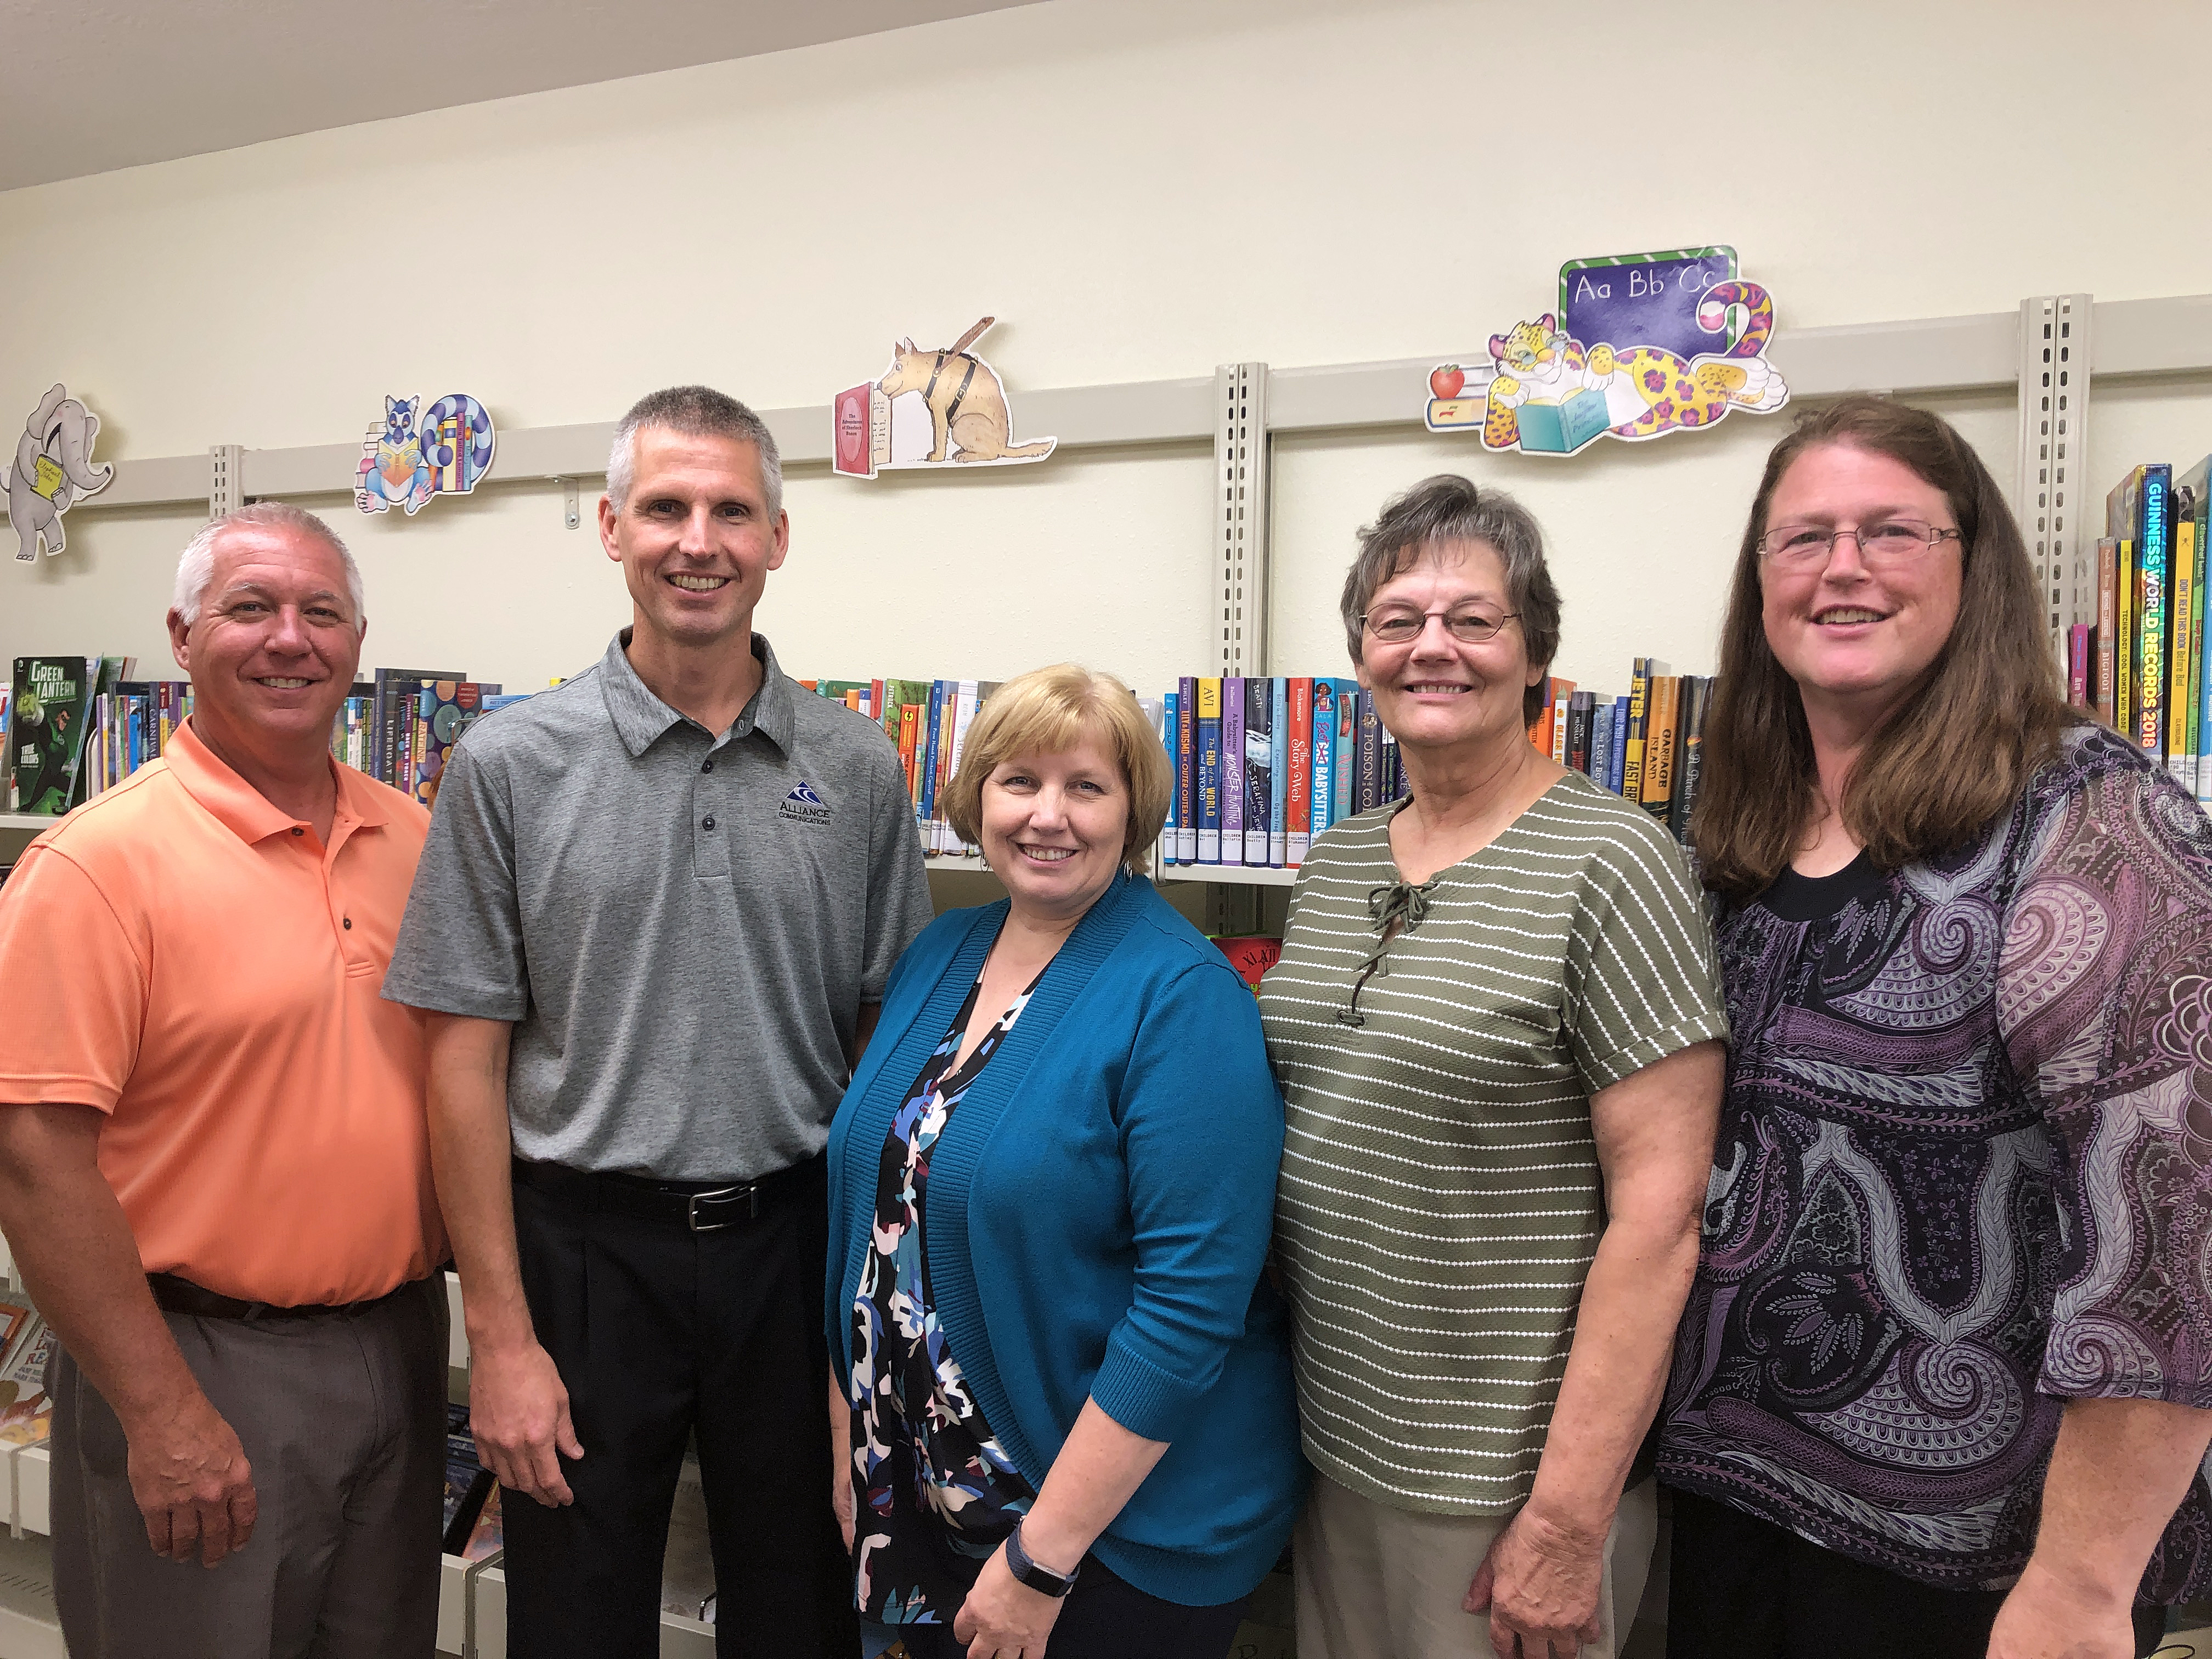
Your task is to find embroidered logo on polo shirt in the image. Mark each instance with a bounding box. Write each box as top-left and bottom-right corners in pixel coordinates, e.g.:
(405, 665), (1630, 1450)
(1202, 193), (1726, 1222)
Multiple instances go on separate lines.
(779, 781), (832, 823)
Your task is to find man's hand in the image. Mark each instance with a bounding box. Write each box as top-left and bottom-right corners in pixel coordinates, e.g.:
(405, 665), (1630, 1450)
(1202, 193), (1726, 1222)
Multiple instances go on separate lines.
(125, 1391), (257, 1567)
(953, 1542), (1068, 1659)
(468, 1337), (582, 1506)
(1465, 1501), (1607, 1659)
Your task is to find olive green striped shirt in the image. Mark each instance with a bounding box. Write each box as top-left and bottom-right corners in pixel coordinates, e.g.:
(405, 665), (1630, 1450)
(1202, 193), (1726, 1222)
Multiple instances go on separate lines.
(1259, 773), (1726, 1514)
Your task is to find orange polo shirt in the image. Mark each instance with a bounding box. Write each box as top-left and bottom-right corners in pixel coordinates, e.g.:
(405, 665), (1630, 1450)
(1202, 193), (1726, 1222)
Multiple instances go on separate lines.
(0, 720), (446, 1305)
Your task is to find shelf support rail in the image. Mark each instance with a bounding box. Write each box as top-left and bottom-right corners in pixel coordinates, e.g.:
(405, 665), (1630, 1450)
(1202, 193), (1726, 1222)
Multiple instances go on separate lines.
(1214, 363), (1270, 679)
(2013, 295), (2093, 669)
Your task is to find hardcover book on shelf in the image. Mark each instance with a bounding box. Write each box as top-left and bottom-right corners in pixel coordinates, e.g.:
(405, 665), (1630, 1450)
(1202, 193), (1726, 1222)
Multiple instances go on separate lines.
(1268, 676), (1290, 868)
(1621, 659), (1662, 804)
(1608, 696), (1630, 795)
(1354, 689), (1381, 814)
(1640, 674), (1681, 823)
(1588, 699), (1615, 792)
(1195, 678), (1223, 864)
(9, 656), (97, 814)
(1176, 676), (1198, 863)
(2107, 465), (2170, 758)
(1242, 676), (1272, 867)
(1331, 679), (1357, 826)
(1285, 679), (1313, 866)
(1161, 691), (1180, 864)
(1548, 680), (1575, 766)
(2095, 538), (2119, 729)
(1221, 678), (1246, 866)
(1668, 677), (1712, 843)
(2170, 514), (2197, 792)
(1309, 679), (1337, 850)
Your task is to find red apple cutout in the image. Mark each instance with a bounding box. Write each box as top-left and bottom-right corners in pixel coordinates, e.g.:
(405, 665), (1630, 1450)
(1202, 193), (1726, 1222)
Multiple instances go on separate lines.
(1430, 365), (1465, 400)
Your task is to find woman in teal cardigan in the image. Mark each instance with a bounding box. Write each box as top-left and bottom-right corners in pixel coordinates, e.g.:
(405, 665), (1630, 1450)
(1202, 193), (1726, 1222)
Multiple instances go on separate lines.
(827, 664), (1301, 1659)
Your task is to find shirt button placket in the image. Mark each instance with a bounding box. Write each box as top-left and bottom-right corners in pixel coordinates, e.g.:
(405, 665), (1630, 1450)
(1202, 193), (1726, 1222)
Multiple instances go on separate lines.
(695, 746), (731, 879)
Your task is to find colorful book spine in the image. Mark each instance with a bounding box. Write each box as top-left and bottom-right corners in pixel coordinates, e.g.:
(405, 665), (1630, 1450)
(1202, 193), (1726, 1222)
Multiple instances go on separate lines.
(1609, 696), (1630, 794)
(1355, 688), (1381, 813)
(1549, 679), (1575, 765)
(1668, 677), (1711, 843)
(1310, 679), (1336, 848)
(2095, 537), (2119, 727)
(1222, 677), (1246, 866)
(2118, 540), (2138, 742)
(1286, 678), (1312, 867)
(2141, 469), (2171, 759)
(1196, 679), (1223, 865)
(2172, 516), (2199, 792)
(1565, 690), (1593, 775)
(1640, 674), (1681, 823)
(1161, 691), (1180, 864)
(1268, 676), (1290, 868)
(2067, 625), (2091, 709)
(1332, 680), (1357, 825)
(1176, 676), (1198, 863)
(920, 681), (946, 848)
(1622, 658), (1656, 803)
(1528, 675), (1557, 755)
(898, 704), (922, 826)
(1587, 699), (1613, 787)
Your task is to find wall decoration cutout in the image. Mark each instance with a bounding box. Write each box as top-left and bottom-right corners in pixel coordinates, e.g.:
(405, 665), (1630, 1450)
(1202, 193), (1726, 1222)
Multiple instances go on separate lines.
(1425, 247), (1789, 456)
(355, 393), (495, 515)
(6, 384), (114, 562)
(833, 317), (1056, 478)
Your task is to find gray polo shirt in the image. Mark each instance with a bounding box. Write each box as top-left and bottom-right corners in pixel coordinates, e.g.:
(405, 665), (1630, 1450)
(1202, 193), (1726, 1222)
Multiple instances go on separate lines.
(382, 630), (933, 1181)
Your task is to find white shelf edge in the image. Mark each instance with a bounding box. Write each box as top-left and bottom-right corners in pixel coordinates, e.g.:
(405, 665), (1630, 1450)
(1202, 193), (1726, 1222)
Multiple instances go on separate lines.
(12, 1448), (47, 1539)
(1158, 862), (1297, 887)
(0, 816), (59, 834)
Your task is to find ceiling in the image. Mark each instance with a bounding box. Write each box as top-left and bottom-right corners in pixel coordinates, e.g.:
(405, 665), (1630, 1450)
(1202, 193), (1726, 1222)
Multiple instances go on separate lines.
(0, 0), (1039, 192)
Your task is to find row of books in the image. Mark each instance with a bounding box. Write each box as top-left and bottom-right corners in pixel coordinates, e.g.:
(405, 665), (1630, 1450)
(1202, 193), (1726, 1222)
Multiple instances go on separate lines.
(3, 657), (516, 816)
(2061, 459), (2212, 804)
(4, 656), (165, 815)
(798, 663), (1711, 872)
(0, 1302), (55, 1448)
(1526, 663), (1714, 844)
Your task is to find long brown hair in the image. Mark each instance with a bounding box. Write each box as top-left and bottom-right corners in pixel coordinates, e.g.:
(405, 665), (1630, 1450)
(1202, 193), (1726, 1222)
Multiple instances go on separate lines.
(1694, 396), (2073, 899)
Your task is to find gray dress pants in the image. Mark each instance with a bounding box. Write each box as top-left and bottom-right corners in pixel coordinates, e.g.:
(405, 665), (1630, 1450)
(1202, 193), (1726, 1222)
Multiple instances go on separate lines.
(48, 1276), (447, 1659)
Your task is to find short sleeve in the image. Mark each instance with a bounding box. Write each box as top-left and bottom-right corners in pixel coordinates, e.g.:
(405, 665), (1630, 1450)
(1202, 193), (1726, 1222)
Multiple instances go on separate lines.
(0, 845), (148, 1111)
(859, 746), (932, 1003)
(380, 738), (529, 1020)
(2001, 751), (2212, 1409)
(1562, 818), (1729, 1093)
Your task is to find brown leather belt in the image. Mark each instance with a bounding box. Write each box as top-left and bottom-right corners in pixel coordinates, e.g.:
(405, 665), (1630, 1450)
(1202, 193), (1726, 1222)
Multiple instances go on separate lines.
(510, 1152), (824, 1233)
(147, 1271), (420, 1322)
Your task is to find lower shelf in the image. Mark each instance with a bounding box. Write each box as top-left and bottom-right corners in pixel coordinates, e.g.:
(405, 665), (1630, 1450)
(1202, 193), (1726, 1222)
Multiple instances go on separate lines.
(0, 1533), (61, 1659)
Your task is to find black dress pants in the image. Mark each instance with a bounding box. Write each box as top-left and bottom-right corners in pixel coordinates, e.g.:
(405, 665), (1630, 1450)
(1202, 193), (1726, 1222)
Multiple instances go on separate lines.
(504, 1156), (854, 1658)
(1665, 1487), (2170, 1659)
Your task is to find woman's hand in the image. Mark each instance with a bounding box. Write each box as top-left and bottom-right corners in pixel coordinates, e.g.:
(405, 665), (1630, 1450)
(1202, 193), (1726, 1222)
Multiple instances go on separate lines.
(827, 1364), (855, 1553)
(1464, 1501), (1607, 1659)
(952, 1542), (1068, 1658)
(1986, 1560), (2138, 1659)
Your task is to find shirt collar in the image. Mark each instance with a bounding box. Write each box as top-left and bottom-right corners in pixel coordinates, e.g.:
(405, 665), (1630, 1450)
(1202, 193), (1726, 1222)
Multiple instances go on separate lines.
(597, 629), (795, 758)
(163, 716), (387, 844)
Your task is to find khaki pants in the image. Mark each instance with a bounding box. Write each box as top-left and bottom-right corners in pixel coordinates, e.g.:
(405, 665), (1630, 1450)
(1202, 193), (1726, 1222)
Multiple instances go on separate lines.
(1296, 1472), (1658, 1659)
(49, 1278), (448, 1659)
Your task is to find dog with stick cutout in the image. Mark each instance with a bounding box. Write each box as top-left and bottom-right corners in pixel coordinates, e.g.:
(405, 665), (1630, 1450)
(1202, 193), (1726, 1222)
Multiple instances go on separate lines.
(877, 317), (1056, 465)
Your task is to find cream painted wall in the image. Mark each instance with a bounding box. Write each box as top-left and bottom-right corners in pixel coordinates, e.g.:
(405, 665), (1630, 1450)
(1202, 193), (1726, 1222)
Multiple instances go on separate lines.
(5, 0), (2212, 704)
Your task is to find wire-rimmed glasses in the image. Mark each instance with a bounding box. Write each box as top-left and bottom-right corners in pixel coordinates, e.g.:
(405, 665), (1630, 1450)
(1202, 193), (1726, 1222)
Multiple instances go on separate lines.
(1757, 519), (1963, 569)
(1359, 607), (1520, 645)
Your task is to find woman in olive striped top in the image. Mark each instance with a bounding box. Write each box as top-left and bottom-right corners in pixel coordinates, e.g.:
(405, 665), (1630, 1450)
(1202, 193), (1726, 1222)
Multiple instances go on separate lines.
(1259, 476), (1728, 1659)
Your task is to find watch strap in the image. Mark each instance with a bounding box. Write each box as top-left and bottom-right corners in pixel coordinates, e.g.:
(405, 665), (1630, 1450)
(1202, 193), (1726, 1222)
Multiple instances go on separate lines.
(1003, 1519), (1079, 1598)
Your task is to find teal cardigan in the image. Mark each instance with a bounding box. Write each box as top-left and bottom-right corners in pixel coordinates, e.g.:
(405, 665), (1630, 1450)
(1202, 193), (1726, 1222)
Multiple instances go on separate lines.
(827, 874), (1304, 1606)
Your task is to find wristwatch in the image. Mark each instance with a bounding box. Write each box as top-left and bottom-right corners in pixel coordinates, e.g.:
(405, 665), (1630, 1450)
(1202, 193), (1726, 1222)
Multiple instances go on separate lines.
(1003, 1519), (1080, 1598)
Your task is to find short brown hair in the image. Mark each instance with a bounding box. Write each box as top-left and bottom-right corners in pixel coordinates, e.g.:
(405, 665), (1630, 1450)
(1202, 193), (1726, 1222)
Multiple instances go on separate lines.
(941, 665), (1171, 872)
(1694, 396), (2074, 899)
(1339, 475), (1562, 726)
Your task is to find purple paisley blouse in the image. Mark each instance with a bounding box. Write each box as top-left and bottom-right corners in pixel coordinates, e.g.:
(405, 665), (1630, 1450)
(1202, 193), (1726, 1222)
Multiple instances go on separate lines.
(1657, 726), (2212, 1597)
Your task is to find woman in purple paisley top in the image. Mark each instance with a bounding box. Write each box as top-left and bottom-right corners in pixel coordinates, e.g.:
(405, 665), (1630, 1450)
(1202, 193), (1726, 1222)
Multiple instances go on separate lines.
(1656, 396), (2212, 1659)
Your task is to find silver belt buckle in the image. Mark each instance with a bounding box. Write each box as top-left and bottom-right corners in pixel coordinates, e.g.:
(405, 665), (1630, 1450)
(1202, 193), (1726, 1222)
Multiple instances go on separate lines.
(687, 1184), (756, 1232)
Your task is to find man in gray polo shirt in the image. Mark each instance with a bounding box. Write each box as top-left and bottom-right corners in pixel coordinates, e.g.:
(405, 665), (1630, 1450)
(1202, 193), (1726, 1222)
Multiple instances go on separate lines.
(383, 386), (931, 1658)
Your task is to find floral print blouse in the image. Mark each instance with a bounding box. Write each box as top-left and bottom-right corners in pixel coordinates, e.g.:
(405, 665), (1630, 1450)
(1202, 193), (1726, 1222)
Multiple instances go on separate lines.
(1658, 726), (2212, 1596)
(849, 965), (1042, 1626)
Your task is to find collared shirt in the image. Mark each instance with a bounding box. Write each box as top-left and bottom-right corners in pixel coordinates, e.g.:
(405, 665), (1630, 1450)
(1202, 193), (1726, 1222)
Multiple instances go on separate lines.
(0, 719), (444, 1306)
(382, 630), (934, 1181)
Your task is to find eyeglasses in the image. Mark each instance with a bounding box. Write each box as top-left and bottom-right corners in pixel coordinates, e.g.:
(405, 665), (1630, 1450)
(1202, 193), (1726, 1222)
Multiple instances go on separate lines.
(1359, 608), (1520, 645)
(1757, 519), (1963, 569)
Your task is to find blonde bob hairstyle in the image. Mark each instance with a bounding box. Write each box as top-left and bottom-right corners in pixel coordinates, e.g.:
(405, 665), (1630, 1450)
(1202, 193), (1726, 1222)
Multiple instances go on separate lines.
(940, 664), (1171, 873)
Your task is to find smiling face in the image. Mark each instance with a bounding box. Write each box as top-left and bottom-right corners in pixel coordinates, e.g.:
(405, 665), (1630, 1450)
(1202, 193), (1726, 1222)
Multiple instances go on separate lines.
(1355, 539), (1544, 758)
(1759, 441), (1963, 729)
(978, 732), (1130, 926)
(600, 425), (788, 653)
(168, 523), (363, 760)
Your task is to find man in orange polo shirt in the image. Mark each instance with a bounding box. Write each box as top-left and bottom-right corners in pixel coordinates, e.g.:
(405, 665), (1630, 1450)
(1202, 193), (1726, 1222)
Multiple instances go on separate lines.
(0, 503), (448, 1659)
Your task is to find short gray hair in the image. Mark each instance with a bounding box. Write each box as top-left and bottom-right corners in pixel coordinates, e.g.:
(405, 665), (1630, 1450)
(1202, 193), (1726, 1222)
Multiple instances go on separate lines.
(173, 503), (364, 630)
(1339, 475), (1562, 726)
(606, 385), (783, 520)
